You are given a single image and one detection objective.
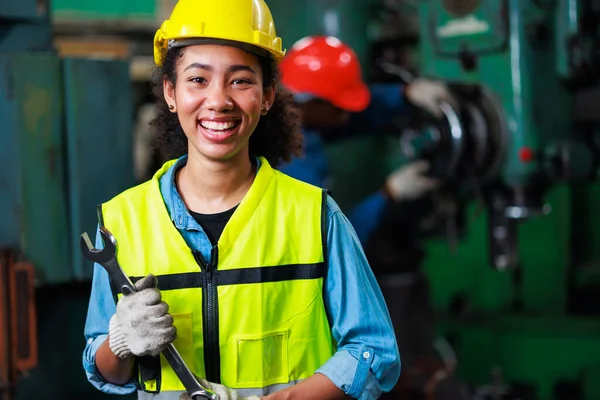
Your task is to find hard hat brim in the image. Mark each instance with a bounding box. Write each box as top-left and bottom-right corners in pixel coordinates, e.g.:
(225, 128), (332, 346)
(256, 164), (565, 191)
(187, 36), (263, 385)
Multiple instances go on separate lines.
(332, 83), (371, 113)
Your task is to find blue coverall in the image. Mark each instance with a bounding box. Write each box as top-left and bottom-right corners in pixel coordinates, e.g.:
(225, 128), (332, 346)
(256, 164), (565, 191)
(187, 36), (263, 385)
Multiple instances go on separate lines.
(279, 84), (406, 245)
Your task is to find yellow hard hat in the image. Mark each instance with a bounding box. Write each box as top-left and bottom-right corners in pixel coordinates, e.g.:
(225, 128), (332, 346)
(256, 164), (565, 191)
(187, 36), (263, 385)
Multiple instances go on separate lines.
(154, 0), (285, 67)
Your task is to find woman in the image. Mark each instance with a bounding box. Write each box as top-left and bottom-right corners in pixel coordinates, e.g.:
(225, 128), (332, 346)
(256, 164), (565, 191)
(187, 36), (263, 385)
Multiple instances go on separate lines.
(82, 0), (400, 399)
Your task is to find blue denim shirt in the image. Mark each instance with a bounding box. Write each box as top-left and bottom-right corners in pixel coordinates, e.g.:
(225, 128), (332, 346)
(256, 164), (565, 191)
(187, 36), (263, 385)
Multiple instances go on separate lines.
(83, 158), (400, 399)
(279, 83), (406, 245)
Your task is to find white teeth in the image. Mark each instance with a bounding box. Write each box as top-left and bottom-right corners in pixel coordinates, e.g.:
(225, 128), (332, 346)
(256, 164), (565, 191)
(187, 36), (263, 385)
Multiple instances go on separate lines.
(200, 120), (237, 131)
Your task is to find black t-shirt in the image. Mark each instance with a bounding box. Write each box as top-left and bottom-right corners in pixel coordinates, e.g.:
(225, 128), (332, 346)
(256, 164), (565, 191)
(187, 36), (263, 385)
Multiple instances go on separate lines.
(189, 205), (238, 245)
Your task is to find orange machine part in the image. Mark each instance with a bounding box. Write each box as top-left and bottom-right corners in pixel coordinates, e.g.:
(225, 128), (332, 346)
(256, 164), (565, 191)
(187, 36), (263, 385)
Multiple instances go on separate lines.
(9, 261), (38, 372)
(0, 250), (38, 399)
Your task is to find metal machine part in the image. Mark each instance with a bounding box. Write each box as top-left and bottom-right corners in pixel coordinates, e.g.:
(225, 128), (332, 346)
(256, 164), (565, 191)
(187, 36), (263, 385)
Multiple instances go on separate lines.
(81, 227), (219, 400)
(399, 81), (568, 268)
(442, 0), (480, 17)
(401, 85), (508, 185)
(487, 191), (518, 270)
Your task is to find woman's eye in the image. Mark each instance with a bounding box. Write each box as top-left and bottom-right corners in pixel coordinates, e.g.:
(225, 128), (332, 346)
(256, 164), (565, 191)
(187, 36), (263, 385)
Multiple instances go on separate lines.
(232, 79), (251, 85)
(191, 77), (206, 84)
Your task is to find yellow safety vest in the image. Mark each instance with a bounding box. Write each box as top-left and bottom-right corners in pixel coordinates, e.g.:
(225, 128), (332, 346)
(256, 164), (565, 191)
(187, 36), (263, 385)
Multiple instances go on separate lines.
(100, 157), (335, 397)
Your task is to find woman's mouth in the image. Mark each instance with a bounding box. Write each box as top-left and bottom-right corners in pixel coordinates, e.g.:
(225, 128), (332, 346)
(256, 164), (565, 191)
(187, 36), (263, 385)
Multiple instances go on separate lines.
(198, 119), (241, 142)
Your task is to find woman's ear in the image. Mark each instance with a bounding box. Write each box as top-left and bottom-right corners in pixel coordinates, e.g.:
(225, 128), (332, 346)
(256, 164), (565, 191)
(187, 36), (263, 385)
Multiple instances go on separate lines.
(263, 85), (275, 110)
(163, 77), (176, 112)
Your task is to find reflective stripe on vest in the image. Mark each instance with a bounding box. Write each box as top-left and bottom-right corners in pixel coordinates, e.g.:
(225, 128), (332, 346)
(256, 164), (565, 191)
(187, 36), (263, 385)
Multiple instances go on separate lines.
(101, 157), (335, 394)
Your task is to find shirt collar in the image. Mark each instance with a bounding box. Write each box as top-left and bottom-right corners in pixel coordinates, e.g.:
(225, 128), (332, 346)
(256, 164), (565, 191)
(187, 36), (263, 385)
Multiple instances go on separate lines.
(159, 155), (263, 230)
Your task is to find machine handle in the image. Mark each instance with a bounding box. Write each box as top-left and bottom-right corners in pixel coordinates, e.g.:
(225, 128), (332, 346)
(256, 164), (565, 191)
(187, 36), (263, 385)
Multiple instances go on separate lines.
(438, 101), (464, 177)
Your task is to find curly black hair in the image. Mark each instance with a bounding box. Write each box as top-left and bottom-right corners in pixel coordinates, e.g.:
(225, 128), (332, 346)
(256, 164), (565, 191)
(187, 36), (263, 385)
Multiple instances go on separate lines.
(150, 46), (303, 168)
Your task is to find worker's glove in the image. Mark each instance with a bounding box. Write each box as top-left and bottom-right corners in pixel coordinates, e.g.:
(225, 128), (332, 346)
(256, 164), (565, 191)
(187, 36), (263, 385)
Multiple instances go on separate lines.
(108, 274), (176, 359)
(405, 78), (456, 117)
(385, 160), (440, 202)
(178, 379), (260, 400)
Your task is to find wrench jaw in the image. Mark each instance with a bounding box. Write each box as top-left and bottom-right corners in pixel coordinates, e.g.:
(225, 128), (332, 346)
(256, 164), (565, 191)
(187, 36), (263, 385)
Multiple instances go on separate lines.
(79, 227), (118, 265)
(98, 226), (118, 255)
(80, 232), (105, 263)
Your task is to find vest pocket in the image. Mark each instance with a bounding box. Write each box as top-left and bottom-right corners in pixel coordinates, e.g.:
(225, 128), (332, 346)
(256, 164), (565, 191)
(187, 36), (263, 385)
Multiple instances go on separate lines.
(234, 329), (289, 387)
(171, 312), (194, 356)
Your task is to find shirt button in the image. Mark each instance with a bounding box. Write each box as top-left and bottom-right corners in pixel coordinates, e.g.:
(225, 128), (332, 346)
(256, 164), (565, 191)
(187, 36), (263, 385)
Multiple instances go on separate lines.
(363, 351), (370, 359)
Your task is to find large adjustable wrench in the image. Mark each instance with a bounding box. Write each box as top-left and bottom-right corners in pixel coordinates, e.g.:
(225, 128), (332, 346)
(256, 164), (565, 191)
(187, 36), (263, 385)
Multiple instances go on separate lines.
(81, 226), (219, 400)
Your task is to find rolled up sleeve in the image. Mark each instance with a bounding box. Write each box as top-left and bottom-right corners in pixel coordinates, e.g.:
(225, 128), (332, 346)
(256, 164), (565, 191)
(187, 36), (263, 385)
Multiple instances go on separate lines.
(317, 195), (401, 398)
(82, 230), (137, 395)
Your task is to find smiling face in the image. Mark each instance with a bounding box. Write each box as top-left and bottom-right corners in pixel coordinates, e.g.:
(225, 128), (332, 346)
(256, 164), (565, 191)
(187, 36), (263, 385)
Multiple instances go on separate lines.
(163, 44), (275, 163)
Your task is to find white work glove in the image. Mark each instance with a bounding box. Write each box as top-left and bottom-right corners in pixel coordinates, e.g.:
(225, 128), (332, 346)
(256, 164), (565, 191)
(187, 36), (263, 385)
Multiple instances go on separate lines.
(178, 379), (260, 400)
(108, 274), (176, 359)
(385, 160), (440, 202)
(405, 78), (456, 117)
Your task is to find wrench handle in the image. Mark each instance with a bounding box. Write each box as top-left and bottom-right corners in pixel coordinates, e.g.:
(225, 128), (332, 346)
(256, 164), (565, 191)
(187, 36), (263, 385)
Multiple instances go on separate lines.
(101, 258), (137, 296)
(162, 344), (219, 400)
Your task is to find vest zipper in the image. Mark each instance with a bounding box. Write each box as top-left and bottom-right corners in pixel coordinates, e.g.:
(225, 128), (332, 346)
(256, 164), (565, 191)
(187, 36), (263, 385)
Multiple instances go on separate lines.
(193, 246), (221, 383)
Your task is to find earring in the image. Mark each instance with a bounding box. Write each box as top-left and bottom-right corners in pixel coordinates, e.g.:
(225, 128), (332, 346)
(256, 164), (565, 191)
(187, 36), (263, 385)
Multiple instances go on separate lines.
(168, 104), (175, 111)
(261, 106), (269, 115)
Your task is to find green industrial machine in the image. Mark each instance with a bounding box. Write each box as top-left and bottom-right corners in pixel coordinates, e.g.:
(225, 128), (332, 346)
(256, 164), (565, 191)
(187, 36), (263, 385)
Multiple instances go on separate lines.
(413, 0), (596, 269)
(388, 1), (600, 399)
(0, 0), (135, 398)
(0, 0), (135, 284)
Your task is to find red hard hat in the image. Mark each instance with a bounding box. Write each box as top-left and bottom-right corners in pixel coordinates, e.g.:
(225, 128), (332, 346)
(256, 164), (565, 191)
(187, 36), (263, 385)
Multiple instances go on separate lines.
(280, 36), (371, 112)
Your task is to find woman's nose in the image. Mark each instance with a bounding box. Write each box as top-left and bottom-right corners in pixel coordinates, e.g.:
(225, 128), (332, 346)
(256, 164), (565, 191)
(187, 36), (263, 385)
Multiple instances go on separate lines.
(203, 83), (234, 112)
